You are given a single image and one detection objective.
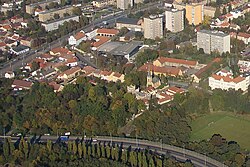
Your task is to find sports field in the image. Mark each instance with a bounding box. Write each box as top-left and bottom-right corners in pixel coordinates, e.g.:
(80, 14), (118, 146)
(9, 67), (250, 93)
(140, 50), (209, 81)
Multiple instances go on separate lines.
(190, 112), (250, 150)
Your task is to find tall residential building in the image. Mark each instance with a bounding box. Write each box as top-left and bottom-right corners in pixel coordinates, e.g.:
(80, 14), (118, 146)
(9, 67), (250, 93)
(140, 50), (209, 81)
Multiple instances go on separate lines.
(117, 0), (130, 10)
(144, 15), (163, 40)
(185, 3), (204, 25)
(165, 8), (184, 33)
(197, 30), (230, 54)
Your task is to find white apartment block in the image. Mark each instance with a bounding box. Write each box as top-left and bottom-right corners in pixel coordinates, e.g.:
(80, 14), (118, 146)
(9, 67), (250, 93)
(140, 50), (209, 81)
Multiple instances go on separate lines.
(144, 15), (163, 40)
(165, 8), (184, 33)
(209, 70), (250, 92)
(117, 0), (130, 10)
(197, 30), (230, 54)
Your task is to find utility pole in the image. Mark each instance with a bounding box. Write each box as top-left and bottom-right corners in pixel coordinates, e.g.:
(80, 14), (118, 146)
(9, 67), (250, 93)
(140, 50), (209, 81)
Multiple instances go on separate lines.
(110, 132), (112, 147)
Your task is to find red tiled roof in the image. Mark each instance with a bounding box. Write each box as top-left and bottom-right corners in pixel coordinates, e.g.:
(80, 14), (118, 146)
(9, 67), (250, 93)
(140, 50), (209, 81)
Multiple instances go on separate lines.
(156, 57), (198, 66)
(238, 32), (250, 38)
(100, 70), (112, 76)
(0, 42), (6, 47)
(167, 86), (185, 94)
(92, 36), (110, 47)
(138, 63), (181, 76)
(40, 53), (54, 59)
(3, 25), (11, 30)
(219, 22), (230, 27)
(83, 66), (95, 73)
(211, 74), (245, 83)
(49, 81), (62, 91)
(12, 79), (33, 88)
(113, 72), (122, 78)
(158, 95), (173, 104)
(51, 47), (72, 55)
(195, 58), (221, 78)
(97, 28), (119, 35)
(74, 31), (85, 40)
(58, 67), (81, 77)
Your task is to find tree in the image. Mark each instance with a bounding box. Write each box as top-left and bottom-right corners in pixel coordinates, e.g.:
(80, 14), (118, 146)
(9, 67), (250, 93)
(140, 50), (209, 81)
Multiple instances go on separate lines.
(79, 41), (91, 53)
(72, 7), (82, 16)
(54, 13), (60, 19)
(31, 61), (39, 71)
(222, 7), (227, 15)
(214, 7), (221, 18)
(78, 143), (82, 158)
(228, 4), (232, 12)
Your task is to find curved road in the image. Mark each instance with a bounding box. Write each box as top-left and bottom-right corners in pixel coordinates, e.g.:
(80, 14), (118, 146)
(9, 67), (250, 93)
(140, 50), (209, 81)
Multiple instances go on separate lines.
(0, 135), (227, 167)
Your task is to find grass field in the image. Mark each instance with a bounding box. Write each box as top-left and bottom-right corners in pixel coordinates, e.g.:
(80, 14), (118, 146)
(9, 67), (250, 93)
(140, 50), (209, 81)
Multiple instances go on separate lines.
(190, 112), (250, 150)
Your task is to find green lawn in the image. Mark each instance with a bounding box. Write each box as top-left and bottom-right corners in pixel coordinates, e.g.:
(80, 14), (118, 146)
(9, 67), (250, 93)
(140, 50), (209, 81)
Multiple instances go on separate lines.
(190, 112), (250, 150)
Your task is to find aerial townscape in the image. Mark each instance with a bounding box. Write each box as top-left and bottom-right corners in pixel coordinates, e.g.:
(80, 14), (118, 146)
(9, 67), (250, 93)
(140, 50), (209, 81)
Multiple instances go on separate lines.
(0, 0), (250, 166)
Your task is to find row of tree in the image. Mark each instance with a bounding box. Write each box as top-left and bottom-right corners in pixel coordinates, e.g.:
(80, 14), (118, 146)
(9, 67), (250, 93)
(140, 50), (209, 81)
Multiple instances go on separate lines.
(1, 137), (192, 167)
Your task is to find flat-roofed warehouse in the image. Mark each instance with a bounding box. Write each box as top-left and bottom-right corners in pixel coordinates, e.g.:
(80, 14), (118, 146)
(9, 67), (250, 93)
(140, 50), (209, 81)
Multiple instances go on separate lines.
(110, 41), (143, 60)
(97, 41), (123, 53)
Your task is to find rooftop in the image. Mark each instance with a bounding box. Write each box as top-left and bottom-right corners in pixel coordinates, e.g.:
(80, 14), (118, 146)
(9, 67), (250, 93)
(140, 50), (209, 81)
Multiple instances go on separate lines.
(97, 41), (123, 53)
(198, 29), (229, 37)
(110, 41), (143, 56)
(156, 57), (198, 66)
(116, 17), (140, 25)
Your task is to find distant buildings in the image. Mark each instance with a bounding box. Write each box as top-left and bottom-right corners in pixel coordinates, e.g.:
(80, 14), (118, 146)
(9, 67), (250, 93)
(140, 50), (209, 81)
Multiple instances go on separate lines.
(197, 30), (230, 54)
(116, 17), (143, 32)
(209, 69), (250, 91)
(68, 31), (86, 46)
(41, 15), (79, 32)
(116, 0), (130, 10)
(185, 3), (204, 25)
(143, 15), (163, 40)
(38, 6), (74, 22)
(26, 0), (61, 14)
(165, 8), (184, 33)
(153, 57), (198, 69)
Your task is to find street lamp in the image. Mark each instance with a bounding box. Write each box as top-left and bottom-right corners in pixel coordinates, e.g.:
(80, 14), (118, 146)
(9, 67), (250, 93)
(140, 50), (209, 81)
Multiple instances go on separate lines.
(182, 144), (186, 159)
(110, 132), (112, 147)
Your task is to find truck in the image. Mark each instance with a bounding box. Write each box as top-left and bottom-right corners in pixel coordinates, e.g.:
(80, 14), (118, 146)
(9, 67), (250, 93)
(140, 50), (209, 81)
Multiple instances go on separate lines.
(60, 136), (69, 142)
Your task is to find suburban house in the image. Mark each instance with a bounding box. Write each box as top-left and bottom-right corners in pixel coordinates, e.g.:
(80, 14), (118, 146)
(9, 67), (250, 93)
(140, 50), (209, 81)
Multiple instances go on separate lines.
(5, 71), (15, 78)
(10, 45), (30, 55)
(12, 79), (33, 90)
(116, 17), (143, 32)
(68, 31), (86, 46)
(57, 67), (82, 80)
(209, 70), (250, 91)
(230, 32), (250, 45)
(49, 81), (64, 92)
(50, 47), (74, 56)
(153, 57), (199, 69)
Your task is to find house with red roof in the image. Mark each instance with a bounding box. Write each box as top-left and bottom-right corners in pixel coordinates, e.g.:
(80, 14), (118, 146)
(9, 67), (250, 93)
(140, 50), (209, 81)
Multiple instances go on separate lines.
(138, 63), (183, 77)
(50, 47), (74, 56)
(97, 28), (119, 37)
(49, 81), (64, 92)
(0, 42), (7, 51)
(12, 79), (33, 90)
(91, 36), (110, 50)
(68, 31), (86, 46)
(230, 32), (250, 45)
(10, 16), (23, 23)
(209, 70), (250, 91)
(153, 57), (198, 69)
(57, 67), (81, 80)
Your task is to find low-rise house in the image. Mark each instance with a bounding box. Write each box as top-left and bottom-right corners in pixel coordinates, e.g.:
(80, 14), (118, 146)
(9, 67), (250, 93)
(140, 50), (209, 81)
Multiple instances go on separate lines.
(230, 32), (250, 45)
(12, 79), (33, 90)
(20, 36), (33, 47)
(139, 63), (183, 77)
(66, 57), (78, 67)
(10, 45), (30, 55)
(68, 31), (86, 46)
(165, 86), (185, 95)
(92, 36), (111, 50)
(157, 95), (173, 105)
(97, 28), (119, 37)
(50, 47), (74, 56)
(57, 67), (81, 80)
(39, 53), (54, 61)
(116, 17), (143, 32)
(153, 57), (198, 69)
(0, 42), (7, 51)
(209, 70), (250, 91)
(49, 81), (64, 92)
(5, 71), (15, 78)
(10, 16), (23, 23)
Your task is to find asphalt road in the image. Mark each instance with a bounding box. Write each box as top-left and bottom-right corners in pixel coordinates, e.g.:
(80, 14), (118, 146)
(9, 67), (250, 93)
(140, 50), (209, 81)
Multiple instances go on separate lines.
(0, 135), (227, 167)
